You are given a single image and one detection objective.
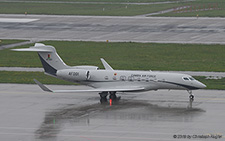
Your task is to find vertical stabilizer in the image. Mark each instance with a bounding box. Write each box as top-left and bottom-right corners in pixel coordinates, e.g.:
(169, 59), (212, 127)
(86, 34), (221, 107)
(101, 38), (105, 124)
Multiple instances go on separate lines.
(12, 43), (70, 76)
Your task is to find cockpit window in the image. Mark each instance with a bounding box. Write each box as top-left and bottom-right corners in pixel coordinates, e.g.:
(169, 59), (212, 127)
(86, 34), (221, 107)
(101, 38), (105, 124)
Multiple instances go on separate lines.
(189, 77), (195, 81)
(183, 77), (195, 81)
(183, 77), (189, 81)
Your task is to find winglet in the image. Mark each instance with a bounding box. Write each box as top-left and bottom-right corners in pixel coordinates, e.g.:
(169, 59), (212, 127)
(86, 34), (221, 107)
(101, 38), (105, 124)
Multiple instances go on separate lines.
(33, 79), (53, 92)
(100, 58), (114, 70)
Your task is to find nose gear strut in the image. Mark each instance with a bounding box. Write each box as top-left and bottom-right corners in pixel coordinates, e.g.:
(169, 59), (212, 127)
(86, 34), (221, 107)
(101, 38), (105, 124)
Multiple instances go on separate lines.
(187, 90), (194, 101)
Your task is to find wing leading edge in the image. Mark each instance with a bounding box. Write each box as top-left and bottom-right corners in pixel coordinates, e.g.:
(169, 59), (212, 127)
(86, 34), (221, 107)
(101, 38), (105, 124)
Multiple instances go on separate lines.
(34, 79), (145, 93)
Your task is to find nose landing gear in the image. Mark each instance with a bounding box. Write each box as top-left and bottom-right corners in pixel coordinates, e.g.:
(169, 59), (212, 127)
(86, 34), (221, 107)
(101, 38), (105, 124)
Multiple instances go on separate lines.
(187, 90), (194, 101)
(187, 90), (194, 109)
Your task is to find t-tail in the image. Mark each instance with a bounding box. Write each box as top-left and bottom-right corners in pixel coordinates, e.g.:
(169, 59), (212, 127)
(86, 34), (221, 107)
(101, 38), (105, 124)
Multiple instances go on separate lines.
(12, 43), (70, 76)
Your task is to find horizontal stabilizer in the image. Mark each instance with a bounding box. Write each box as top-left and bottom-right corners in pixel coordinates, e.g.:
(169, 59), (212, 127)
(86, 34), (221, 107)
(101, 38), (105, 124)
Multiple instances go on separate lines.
(12, 48), (53, 52)
(33, 79), (145, 93)
(11, 43), (54, 52)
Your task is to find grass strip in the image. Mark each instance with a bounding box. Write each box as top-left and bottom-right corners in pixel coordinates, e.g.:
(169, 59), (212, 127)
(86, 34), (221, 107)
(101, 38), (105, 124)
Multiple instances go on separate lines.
(0, 39), (27, 46)
(156, 0), (225, 17)
(0, 71), (74, 85)
(0, 1), (180, 16)
(194, 76), (225, 90)
(1, 41), (225, 72)
(21, 0), (180, 2)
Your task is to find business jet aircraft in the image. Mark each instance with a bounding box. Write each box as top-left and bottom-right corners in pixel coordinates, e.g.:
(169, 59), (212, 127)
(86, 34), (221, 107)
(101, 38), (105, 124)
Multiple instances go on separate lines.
(12, 43), (206, 103)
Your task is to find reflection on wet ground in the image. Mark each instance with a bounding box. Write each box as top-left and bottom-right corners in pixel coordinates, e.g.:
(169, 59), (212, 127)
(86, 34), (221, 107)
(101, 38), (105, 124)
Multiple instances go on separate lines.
(1, 85), (225, 141)
(35, 99), (205, 139)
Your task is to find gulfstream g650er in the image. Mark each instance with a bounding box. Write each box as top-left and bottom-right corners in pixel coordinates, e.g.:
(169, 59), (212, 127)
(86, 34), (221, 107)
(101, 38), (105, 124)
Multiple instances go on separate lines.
(12, 43), (206, 103)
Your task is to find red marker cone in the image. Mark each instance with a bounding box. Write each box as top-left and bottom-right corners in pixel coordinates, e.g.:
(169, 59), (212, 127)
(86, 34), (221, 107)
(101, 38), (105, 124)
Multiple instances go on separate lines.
(109, 99), (112, 106)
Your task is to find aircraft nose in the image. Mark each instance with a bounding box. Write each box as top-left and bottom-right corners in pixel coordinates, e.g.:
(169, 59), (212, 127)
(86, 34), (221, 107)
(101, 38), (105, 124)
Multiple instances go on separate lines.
(197, 81), (207, 89)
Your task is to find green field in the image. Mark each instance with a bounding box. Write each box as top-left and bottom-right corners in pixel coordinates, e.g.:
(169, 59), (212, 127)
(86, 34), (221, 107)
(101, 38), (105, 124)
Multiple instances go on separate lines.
(157, 0), (225, 17)
(0, 71), (74, 85)
(21, 0), (180, 2)
(0, 39), (27, 46)
(194, 76), (225, 90)
(0, 0), (224, 17)
(0, 71), (224, 90)
(2, 41), (225, 72)
(0, 1), (180, 16)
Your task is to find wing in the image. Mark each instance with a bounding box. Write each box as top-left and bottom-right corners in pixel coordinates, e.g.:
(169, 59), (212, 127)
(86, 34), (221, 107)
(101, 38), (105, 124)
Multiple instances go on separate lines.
(34, 79), (145, 93)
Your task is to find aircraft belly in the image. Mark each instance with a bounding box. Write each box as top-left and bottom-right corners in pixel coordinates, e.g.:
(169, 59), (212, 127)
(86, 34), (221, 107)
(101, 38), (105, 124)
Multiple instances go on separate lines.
(157, 81), (186, 90)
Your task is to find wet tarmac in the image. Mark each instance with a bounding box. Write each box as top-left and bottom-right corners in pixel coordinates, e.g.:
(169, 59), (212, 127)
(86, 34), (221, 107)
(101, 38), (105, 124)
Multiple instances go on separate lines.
(1, 14), (225, 44)
(0, 84), (224, 140)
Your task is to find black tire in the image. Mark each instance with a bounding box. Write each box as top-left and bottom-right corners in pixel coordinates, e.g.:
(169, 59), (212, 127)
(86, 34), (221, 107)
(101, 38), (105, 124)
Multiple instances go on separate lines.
(100, 99), (104, 104)
(100, 97), (107, 104)
(189, 95), (194, 99)
(109, 94), (116, 100)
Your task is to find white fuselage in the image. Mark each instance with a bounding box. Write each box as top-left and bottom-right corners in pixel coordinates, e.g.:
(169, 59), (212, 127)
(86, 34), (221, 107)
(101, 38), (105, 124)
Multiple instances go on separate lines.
(56, 69), (206, 91)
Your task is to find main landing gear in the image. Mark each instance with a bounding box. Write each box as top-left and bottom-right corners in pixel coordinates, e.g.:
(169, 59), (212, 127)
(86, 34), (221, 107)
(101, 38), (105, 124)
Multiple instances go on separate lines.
(99, 92), (108, 104)
(99, 91), (121, 104)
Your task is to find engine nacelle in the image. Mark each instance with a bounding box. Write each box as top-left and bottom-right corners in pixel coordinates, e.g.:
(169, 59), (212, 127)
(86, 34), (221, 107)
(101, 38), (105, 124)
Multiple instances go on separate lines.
(71, 65), (99, 70)
(57, 69), (91, 81)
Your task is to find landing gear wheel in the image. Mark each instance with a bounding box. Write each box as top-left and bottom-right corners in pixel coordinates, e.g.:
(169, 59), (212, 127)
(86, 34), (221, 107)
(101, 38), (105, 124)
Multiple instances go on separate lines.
(109, 93), (116, 100)
(187, 90), (194, 101)
(189, 94), (194, 100)
(99, 92), (108, 104)
(100, 97), (107, 104)
(109, 92), (120, 104)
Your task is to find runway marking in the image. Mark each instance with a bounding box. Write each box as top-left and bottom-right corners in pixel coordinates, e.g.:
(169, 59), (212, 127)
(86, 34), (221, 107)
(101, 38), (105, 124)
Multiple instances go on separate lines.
(199, 98), (225, 101)
(0, 18), (39, 23)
